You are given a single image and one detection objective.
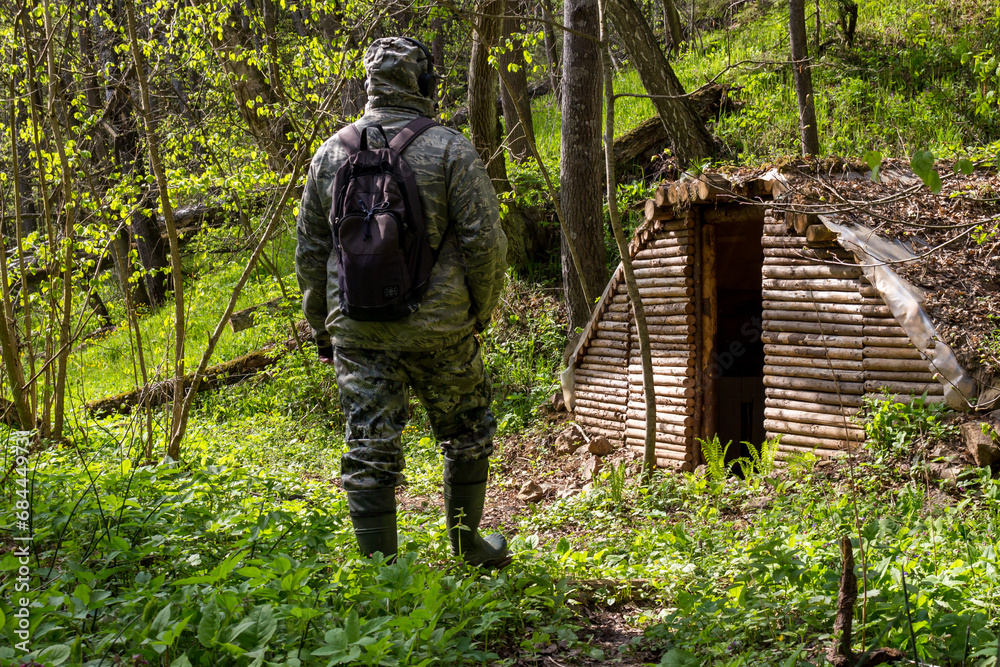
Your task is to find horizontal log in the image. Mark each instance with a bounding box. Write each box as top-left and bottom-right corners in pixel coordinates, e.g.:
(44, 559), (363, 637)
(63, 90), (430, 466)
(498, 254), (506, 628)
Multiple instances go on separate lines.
(862, 345), (921, 359)
(628, 355), (694, 368)
(764, 419), (864, 440)
(762, 235), (809, 249)
(864, 380), (943, 395)
(863, 336), (915, 348)
(646, 234), (693, 248)
(593, 332), (629, 345)
(629, 395), (693, 410)
(577, 420), (625, 439)
(762, 289), (862, 304)
(761, 331), (862, 349)
(608, 301), (694, 315)
(763, 309), (863, 325)
(764, 408), (863, 429)
(575, 373), (629, 389)
(576, 390), (628, 404)
(764, 355), (863, 371)
(645, 324), (696, 335)
(762, 264), (861, 280)
(773, 433), (858, 452)
(763, 375), (864, 394)
(645, 334), (695, 345)
(579, 364), (628, 377)
(576, 367), (626, 381)
(762, 300), (865, 315)
(577, 354), (628, 367)
(625, 419), (692, 437)
(648, 341), (696, 351)
(576, 396), (628, 410)
(762, 278), (860, 292)
(865, 371), (938, 384)
(864, 325), (908, 338)
(634, 279), (694, 292)
(627, 374), (695, 388)
(628, 363), (691, 376)
(764, 397), (861, 416)
(762, 256), (813, 266)
(859, 304), (893, 317)
(576, 406), (628, 422)
(645, 314), (697, 326)
(764, 364), (865, 383)
(631, 255), (695, 269)
(765, 387), (865, 407)
(861, 317), (899, 327)
(586, 338), (628, 351)
(862, 358), (930, 372)
(764, 247), (855, 261)
(632, 266), (694, 280)
(764, 320), (864, 337)
(630, 384), (695, 398)
(625, 409), (693, 426)
(627, 286), (695, 299)
(634, 244), (694, 260)
(625, 437), (690, 454)
(596, 322), (630, 335)
(764, 344), (863, 361)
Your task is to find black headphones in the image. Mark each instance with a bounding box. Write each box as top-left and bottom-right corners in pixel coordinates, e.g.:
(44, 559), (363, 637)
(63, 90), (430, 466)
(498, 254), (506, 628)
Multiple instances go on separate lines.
(402, 37), (438, 99)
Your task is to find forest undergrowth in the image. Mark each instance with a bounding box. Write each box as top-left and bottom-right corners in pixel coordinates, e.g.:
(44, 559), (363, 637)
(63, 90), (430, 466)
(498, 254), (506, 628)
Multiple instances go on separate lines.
(3, 255), (1000, 666)
(5, 0), (1000, 664)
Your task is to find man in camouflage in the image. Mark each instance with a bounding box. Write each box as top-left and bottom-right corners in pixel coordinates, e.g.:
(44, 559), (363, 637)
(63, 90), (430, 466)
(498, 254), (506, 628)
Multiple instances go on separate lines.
(295, 37), (509, 568)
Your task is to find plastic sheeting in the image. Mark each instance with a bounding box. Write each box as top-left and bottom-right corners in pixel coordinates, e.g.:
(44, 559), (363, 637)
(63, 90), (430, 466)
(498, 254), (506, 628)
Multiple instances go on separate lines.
(820, 216), (977, 410)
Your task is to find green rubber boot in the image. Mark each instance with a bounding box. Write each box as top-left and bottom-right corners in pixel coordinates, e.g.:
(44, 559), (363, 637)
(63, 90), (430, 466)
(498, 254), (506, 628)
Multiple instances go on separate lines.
(443, 457), (510, 569)
(347, 487), (397, 561)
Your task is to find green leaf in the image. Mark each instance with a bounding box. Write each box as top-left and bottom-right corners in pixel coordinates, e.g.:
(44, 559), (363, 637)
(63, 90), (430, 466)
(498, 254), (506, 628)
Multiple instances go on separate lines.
(170, 655), (192, 667)
(955, 158), (975, 175)
(659, 648), (700, 667)
(863, 150), (882, 182)
(240, 604), (277, 651)
(910, 150), (942, 194)
(151, 603), (172, 635)
(344, 609), (361, 644)
(35, 645), (72, 666)
(197, 601), (221, 647)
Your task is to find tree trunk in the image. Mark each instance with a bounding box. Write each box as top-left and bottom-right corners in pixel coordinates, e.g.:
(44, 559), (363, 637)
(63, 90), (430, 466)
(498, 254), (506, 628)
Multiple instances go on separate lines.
(607, 0), (714, 167)
(498, 2), (536, 162)
(598, 0), (657, 476)
(539, 0), (562, 104)
(661, 0), (684, 55)
(125, 0), (188, 460)
(131, 206), (171, 306)
(789, 0), (820, 155)
(468, 0), (510, 191)
(561, 0), (606, 333)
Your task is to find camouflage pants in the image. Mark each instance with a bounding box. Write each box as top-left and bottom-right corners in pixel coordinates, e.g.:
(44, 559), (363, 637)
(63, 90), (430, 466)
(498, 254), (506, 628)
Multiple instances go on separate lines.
(333, 333), (496, 491)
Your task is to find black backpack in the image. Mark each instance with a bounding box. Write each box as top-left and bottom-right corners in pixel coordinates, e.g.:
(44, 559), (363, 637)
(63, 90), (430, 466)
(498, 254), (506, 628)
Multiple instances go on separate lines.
(330, 117), (445, 321)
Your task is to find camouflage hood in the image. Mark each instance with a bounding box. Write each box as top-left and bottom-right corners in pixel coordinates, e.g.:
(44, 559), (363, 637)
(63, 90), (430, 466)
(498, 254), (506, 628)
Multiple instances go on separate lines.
(364, 37), (435, 117)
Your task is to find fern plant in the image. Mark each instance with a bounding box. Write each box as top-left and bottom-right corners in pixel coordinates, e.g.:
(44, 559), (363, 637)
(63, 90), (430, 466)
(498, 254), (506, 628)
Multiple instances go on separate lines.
(697, 435), (734, 484)
(736, 436), (782, 478)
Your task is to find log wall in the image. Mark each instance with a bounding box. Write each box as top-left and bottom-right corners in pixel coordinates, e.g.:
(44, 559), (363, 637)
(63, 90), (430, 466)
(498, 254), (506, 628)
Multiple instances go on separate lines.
(624, 217), (697, 469)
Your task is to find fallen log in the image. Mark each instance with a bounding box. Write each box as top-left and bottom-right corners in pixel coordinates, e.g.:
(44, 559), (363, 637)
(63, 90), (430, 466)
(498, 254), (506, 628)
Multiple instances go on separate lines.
(229, 296), (292, 333)
(86, 322), (310, 418)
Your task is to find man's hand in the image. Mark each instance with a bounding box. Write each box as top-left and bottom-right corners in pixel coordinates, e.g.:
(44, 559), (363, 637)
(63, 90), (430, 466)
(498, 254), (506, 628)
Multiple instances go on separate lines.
(318, 344), (335, 366)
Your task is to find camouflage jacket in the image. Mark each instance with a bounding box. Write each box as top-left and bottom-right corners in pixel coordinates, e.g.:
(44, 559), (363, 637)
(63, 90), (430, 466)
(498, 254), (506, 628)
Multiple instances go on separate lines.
(295, 38), (507, 351)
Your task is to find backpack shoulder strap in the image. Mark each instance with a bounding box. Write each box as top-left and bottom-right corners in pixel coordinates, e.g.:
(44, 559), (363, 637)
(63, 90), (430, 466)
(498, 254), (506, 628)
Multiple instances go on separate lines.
(336, 124), (362, 155)
(389, 117), (439, 154)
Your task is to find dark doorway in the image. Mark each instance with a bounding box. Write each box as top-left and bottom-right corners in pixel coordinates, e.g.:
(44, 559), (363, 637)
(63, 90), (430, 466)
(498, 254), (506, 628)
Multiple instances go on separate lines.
(712, 217), (766, 465)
